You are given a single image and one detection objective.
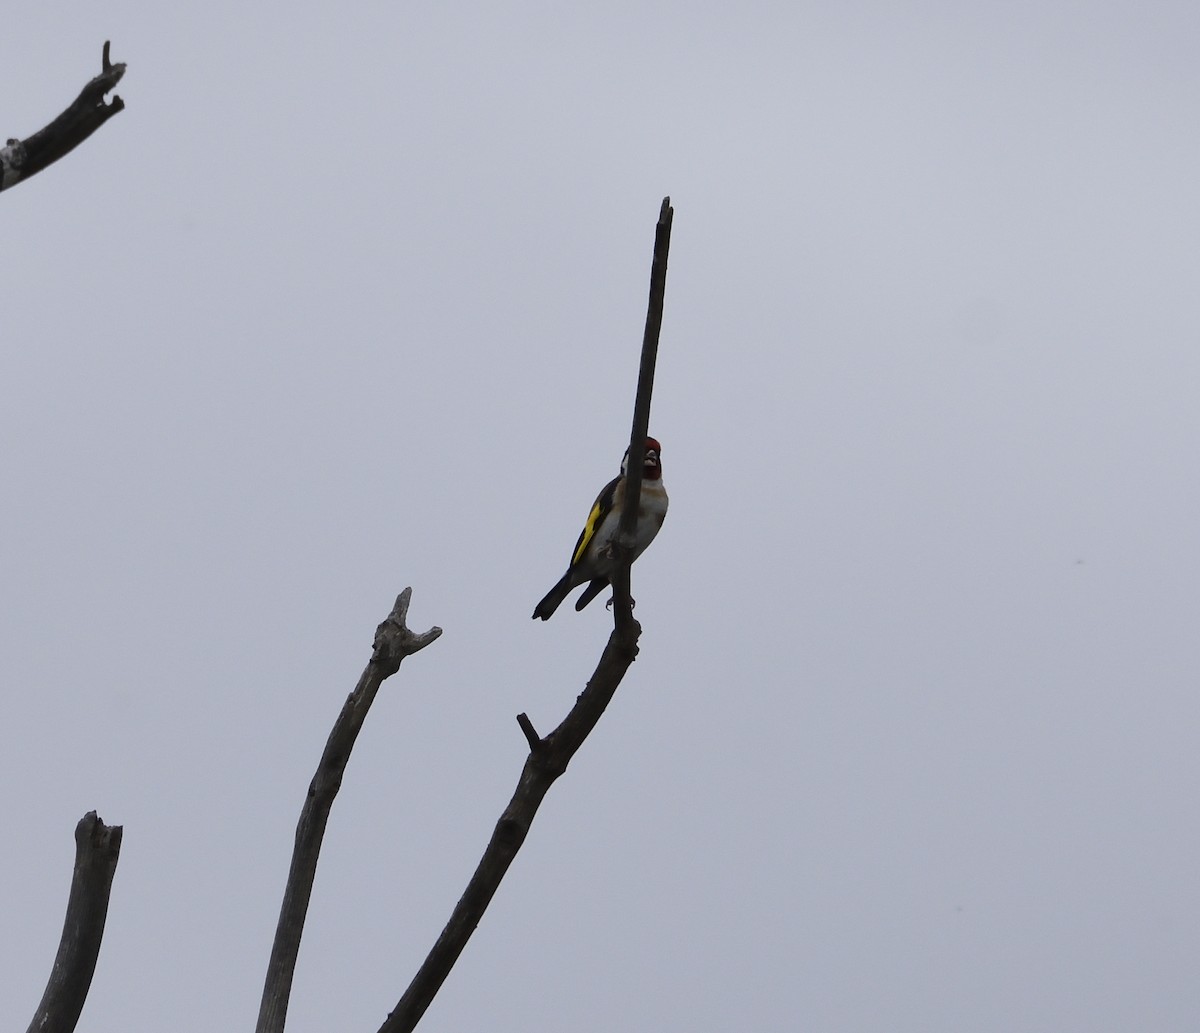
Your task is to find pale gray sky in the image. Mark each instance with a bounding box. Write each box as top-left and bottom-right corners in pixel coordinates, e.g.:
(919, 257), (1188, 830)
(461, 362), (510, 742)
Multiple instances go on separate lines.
(4, 3), (1200, 1031)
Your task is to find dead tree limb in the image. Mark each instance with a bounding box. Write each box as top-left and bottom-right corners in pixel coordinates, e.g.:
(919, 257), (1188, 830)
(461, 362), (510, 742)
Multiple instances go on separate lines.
(378, 196), (674, 1033)
(25, 811), (123, 1033)
(256, 589), (443, 1033)
(612, 196), (674, 628)
(1, 41), (126, 193)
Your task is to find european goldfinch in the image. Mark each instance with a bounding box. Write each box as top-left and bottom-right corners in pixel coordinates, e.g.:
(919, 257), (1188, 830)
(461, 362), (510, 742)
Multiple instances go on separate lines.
(532, 437), (668, 620)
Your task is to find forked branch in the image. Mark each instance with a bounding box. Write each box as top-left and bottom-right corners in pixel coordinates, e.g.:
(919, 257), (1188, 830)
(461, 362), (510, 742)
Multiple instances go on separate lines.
(2, 41), (126, 192)
(256, 589), (442, 1033)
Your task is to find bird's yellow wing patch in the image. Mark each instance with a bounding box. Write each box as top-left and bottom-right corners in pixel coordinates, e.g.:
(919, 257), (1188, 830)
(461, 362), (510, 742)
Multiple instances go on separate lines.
(570, 475), (620, 568)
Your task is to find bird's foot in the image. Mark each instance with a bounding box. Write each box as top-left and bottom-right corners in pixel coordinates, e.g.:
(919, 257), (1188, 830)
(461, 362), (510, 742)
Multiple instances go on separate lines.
(604, 596), (636, 610)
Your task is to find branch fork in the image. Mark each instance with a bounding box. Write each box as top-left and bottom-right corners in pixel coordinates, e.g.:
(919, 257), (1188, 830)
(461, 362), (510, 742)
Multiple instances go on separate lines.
(2, 41), (127, 192)
(372, 588), (443, 675)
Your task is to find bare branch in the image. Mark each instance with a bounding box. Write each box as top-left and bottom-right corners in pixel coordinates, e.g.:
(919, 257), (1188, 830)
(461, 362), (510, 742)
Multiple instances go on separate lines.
(256, 589), (442, 1033)
(25, 811), (123, 1033)
(378, 621), (640, 1033)
(612, 196), (674, 627)
(515, 712), (542, 753)
(2, 42), (127, 193)
(378, 197), (675, 1033)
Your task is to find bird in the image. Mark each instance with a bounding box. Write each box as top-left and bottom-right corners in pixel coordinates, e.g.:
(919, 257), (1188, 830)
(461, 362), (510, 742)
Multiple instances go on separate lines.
(532, 437), (668, 620)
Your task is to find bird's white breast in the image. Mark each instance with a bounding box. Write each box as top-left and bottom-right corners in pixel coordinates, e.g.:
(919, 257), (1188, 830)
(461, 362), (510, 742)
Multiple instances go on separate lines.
(589, 481), (668, 570)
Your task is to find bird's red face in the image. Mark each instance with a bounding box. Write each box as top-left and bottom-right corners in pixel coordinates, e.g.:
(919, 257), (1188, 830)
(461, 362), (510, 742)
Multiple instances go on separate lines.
(621, 437), (664, 480)
(642, 437), (663, 481)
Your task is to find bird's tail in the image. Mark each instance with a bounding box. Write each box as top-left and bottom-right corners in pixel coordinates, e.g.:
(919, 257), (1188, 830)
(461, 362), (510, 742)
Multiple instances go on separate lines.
(574, 577), (609, 611)
(532, 574), (574, 620)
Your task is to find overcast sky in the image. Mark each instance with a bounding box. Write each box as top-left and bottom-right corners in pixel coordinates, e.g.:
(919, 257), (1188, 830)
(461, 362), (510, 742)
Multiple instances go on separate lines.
(4, 3), (1200, 1031)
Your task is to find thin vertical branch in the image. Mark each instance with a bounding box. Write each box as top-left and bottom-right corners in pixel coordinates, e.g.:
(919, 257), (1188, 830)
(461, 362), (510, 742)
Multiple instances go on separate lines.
(256, 589), (442, 1033)
(25, 811), (123, 1033)
(378, 197), (675, 1033)
(612, 195), (674, 628)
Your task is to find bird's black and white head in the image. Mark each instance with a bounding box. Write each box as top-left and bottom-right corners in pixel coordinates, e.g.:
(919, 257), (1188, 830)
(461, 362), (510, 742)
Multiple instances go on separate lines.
(621, 437), (663, 481)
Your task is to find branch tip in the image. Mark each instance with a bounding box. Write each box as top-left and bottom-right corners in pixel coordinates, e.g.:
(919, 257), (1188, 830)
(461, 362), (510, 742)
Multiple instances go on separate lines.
(371, 590), (442, 675)
(75, 811), (123, 852)
(1, 41), (127, 192)
(516, 713), (542, 752)
(91, 44), (126, 93)
(26, 812), (122, 1033)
